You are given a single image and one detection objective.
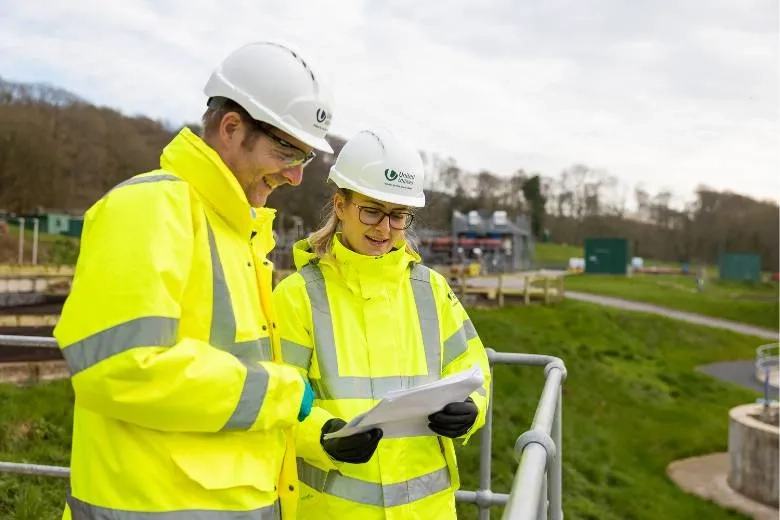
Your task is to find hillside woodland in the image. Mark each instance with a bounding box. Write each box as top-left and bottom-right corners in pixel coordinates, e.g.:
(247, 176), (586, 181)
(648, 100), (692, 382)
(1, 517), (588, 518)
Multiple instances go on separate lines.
(0, 77), (777, 269)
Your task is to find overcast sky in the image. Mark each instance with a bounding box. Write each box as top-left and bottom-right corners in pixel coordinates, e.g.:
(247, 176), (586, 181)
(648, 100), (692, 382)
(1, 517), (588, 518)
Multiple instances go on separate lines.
(1, 0), (777, 205)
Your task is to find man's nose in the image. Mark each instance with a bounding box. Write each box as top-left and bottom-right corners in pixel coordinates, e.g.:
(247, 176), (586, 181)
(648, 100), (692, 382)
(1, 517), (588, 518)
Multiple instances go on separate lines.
(282, 165), (304, 186)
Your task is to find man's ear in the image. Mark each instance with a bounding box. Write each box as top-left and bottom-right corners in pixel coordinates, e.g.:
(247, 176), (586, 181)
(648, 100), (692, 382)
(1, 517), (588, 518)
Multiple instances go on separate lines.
(218, 111), (242, 144)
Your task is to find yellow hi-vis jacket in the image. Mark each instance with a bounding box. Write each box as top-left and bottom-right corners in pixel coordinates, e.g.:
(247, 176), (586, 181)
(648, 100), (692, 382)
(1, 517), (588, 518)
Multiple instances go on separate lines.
(54, 127), (305, 520)
(272, 236), (492, 520)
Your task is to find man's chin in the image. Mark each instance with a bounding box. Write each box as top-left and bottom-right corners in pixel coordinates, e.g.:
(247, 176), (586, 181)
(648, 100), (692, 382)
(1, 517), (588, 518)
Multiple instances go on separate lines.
(247, 186), (272, 207)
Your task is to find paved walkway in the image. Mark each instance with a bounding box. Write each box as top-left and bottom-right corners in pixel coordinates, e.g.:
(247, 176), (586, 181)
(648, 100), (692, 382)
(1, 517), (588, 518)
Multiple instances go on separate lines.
(566, 291), (779, 340)
(667, 453), (778, 520)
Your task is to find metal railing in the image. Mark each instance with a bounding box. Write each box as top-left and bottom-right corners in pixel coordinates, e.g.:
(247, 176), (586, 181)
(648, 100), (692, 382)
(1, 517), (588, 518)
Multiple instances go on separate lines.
(0, 335), (567, 520)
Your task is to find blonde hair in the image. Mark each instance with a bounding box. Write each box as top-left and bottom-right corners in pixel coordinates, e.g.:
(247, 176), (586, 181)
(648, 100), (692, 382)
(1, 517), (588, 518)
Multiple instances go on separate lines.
(307, 189), (419, 258)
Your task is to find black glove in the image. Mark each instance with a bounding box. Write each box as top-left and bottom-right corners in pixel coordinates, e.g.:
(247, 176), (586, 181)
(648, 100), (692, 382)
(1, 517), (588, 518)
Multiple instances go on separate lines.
(320, 418), (383, 464)
(428, 397), (478, 438)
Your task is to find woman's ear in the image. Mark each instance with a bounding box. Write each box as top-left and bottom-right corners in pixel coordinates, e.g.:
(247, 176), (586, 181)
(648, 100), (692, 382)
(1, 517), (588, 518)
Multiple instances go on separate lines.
(334, 193), (346, 220)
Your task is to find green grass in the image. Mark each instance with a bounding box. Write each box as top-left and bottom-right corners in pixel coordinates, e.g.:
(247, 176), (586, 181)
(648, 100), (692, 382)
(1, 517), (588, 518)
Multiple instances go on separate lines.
(564, 274), (779, 330)
(3, 224), (81, 265)
(0, 301), (765, 519)
(534, 243), (584, 266)
(0, 381), (73, 520)
(4, 224), (78, 245)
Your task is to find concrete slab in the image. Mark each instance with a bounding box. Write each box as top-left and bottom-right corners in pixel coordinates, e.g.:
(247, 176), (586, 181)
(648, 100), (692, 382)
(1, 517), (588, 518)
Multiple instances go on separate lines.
(667, 452), (779, 520)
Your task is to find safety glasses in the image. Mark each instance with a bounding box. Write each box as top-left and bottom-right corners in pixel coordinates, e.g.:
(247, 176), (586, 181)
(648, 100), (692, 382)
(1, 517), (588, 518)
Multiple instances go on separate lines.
(261, 129), (317, 168)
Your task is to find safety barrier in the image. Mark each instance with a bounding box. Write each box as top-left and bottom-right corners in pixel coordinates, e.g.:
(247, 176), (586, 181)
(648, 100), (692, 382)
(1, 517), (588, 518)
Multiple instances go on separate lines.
(0, 335), (567, 520)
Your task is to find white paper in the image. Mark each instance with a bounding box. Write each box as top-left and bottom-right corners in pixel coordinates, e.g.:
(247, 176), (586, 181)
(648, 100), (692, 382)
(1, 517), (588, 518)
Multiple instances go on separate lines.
(322, 365), (485, 440)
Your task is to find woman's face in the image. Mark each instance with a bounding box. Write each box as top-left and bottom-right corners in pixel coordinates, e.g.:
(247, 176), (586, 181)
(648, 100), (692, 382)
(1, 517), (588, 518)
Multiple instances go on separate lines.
(335, 191), (414, 256)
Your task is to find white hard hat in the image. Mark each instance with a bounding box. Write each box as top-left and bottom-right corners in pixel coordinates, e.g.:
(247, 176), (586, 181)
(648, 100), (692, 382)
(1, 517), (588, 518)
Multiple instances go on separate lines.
(328, 128), (425, 207)
(204, 41), (335, 153)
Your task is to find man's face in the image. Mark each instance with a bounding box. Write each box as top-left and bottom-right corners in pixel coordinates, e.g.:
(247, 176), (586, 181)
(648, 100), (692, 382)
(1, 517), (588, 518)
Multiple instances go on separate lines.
(218, 113), (315, 207)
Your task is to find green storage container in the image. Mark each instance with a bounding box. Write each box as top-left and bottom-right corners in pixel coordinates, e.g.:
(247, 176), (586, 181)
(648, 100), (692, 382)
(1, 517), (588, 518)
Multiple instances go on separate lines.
(584, 237), (630, 275)
(719, 253), (761, 283)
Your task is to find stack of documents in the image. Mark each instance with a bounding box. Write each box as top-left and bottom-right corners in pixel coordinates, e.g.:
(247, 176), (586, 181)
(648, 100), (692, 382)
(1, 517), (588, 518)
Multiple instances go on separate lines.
(323, 365), (485, 440)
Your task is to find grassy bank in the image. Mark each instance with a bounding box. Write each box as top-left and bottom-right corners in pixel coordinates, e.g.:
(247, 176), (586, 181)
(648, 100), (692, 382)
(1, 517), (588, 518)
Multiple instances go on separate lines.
(0, 300), (763, 519)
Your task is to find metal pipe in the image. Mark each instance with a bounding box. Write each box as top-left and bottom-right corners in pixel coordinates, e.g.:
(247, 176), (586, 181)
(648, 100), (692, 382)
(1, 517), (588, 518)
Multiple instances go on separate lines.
(531, 367), (564, 432)
(491, 352), (561, 367)
(548, 387), (563, 520)
(455, 490), (509, 506)
(479, 363), (497, 520)
(0, 461), (69, 478)
(502, 444), (548, 519)
(536, 473), (548, 520)
(501, 364), (565, 520)
(0, 335), (59, 348)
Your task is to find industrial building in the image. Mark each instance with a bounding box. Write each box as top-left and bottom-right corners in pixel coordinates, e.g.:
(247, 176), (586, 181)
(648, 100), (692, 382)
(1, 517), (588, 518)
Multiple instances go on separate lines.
(418, 209), (535, 273)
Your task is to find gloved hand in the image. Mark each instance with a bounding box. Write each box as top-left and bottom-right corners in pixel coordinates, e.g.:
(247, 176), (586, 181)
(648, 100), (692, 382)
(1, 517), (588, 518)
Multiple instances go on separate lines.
(320, 418), (383, 463)
(297, 376), (315, 422)
(428, 397), (478, 438)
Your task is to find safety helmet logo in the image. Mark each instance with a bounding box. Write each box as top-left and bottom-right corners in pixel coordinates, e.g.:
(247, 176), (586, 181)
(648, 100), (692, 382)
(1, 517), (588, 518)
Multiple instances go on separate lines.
(384, 169), (398, 181)
(316, 108), (328, 123)
(314, 108), (331, 132)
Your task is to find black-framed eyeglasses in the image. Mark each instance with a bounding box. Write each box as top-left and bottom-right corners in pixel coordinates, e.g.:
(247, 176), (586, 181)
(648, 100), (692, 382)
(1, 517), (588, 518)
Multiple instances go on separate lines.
(351, 203), (414, 230)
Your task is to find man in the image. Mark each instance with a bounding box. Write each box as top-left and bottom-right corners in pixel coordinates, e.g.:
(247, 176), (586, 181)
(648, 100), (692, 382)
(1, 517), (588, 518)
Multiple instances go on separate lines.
(54, 41), (334, 520)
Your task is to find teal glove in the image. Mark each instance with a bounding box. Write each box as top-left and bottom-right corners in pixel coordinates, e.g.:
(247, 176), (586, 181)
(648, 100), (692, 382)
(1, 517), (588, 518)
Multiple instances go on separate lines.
(298, 377), (314, 422)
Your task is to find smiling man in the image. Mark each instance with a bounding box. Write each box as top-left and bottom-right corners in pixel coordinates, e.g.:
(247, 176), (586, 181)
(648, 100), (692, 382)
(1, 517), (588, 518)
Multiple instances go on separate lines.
(53, 41), (334, 520)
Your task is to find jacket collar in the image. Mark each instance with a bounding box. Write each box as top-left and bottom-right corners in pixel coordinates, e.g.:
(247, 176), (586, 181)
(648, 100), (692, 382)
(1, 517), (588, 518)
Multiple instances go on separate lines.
(294, 234), (421, 299)
(159, 127), (276, 239)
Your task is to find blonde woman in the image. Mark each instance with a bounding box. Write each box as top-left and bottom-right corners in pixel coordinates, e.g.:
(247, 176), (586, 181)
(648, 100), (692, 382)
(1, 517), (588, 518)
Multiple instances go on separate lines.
(273, 128), (491, 519)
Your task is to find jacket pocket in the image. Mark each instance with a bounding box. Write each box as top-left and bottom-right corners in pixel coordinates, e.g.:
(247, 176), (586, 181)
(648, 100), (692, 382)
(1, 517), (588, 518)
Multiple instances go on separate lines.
(169, 431), (285, 492)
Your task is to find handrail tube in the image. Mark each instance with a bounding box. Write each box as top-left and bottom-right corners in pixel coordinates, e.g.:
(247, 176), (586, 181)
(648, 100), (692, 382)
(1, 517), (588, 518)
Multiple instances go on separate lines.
(0, 334), (58, 348)
(548, 386), (563, 520)
(0, 461), (69, 478)
(455, 490), (509, 506)
(532, 367), (564, 431)
(503, 444), (548, 519)
(502, 364), (565, 520)
(478, 363), (497, 520)
(491, 352), (560, 366)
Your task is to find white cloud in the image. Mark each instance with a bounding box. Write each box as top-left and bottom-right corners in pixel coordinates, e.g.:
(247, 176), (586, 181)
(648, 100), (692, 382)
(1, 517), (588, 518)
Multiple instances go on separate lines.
(0, 0), (777, 203)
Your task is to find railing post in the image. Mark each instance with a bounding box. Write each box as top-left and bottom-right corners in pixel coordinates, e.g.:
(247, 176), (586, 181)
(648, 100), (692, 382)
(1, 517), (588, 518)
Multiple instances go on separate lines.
(548, 385), (564, 520)
(477, 349), (497, 520)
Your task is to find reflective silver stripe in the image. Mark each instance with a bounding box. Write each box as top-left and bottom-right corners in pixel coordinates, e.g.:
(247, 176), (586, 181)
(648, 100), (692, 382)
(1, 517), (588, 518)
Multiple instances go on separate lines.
(62, 316), (178, 375)
(205, 220), (271, 431)
(107, 173), (182, 195)
(63, 173), (184, 374)
(409, 264), (441, 376)
(299, 262), (441, 400)
(298, 459), (450, 507)
(68, 492), (280, 519)
(442, 319), (478, 368)
(281, 339), (312, 370)
(206, 222), (270, 360)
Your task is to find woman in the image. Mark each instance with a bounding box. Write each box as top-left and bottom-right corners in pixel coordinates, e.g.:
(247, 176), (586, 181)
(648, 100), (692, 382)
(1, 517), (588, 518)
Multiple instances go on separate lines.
(273, 128), (491, 520)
